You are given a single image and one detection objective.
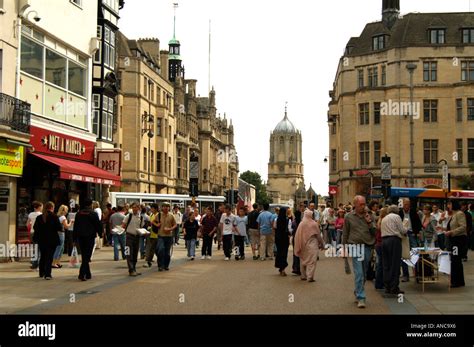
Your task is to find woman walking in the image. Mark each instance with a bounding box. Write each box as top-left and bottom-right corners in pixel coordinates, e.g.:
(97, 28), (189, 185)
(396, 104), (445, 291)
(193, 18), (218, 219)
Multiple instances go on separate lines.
(275, 207), (290, 276)
(33, 202), (61, 280)
(52, 205), (73, 268)
(294, 209), (324, 282)
(183, 213), (199, 261)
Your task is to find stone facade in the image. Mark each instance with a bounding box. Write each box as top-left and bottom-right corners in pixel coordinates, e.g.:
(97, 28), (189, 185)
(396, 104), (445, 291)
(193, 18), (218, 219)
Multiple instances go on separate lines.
(328, 3), (474, 205)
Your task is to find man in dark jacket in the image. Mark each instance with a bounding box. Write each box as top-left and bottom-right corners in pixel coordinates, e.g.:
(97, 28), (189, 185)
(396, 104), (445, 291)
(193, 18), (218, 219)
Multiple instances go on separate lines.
(73, 198), (102, 281)
(399, 198), (422, 282)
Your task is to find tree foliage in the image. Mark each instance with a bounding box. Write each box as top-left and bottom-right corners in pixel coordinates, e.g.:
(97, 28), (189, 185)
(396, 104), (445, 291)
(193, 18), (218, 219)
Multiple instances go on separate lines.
(239, 171), (272, 205)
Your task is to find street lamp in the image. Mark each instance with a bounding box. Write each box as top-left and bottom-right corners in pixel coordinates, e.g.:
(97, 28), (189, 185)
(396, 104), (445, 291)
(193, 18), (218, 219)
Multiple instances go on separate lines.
(406, 63), (417, 188)
(142, 113), (154, 193)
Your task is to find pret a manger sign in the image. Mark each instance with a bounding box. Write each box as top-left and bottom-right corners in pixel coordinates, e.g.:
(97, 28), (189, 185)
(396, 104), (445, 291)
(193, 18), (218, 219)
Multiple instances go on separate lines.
(45, 134), (85, 156)
(30, 126), (94, 162)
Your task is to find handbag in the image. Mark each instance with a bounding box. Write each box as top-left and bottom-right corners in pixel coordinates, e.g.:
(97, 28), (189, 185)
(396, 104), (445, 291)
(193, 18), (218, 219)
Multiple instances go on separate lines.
(401, 234), (410, 259)
(69, 246), (80, 268)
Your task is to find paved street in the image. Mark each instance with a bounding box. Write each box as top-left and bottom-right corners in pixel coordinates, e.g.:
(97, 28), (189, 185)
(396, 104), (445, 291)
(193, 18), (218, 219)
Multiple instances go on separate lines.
(1, 243), (472, 315)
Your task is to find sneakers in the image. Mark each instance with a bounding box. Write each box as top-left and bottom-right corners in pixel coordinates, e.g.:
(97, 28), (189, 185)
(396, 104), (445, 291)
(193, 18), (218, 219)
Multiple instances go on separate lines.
(191, 257), (195, 261)
(129, 272), (138, 277)
(260, 257), (265, 261)
(143, 262), (152, 268)
(357, 300), (366, 308)
(253, 256), (258, 260)
(224, 257), (230, 261)
(206, 256), (212, 260)
(44, 276), (52, 280)
(201, 256), (206, 260)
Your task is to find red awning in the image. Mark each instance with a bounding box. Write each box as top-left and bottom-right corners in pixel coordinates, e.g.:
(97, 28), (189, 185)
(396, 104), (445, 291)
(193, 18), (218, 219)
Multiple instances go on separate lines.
(31, 153), (121, 187)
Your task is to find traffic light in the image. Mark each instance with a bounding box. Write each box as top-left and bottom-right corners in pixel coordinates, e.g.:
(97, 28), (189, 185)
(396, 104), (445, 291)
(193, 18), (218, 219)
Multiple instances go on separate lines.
(224, 190), (230, 203)
(233, 190), (239, 204)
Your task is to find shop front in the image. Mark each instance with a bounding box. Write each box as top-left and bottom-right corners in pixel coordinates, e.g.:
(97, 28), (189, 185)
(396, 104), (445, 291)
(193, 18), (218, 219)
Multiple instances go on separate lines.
(16, 126), (120, 243)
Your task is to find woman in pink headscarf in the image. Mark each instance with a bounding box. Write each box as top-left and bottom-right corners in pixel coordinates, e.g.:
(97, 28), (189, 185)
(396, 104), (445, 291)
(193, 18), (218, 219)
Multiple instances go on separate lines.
(294, 209), (324, 282)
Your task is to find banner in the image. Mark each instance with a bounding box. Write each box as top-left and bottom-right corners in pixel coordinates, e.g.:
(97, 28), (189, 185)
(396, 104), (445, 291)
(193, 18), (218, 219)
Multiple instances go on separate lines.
(0, 140), (24, 176)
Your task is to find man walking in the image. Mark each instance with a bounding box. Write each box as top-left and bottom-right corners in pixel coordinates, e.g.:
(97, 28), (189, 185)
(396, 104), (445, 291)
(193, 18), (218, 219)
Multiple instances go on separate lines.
(110, 206), (126, 261)
(144, 204), (161, 268)
(157, 202), (177, 271)
(73, 199), (102, 281)
(173, 205), (183, 246)
(247, 204), (260, 260)
(122, 203), (146, 276)
(219, 204), (237, 261)
(200, 207), (218, 259)
(257, 203), (275, 261)
(342, 195), (376, 308)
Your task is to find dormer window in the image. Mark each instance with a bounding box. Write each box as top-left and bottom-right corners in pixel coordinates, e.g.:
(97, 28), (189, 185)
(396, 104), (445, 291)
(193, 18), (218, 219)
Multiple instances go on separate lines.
(430, 29), (445, 44)
(462, 28), (474, 43)
(372, 35), (386, 51)
(345, 45), (354, 55)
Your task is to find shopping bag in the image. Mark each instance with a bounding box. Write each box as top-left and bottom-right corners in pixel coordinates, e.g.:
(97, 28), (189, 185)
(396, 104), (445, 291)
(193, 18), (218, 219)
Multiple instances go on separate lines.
(401, 234), (410, 259)
(69, 246), (80, 268)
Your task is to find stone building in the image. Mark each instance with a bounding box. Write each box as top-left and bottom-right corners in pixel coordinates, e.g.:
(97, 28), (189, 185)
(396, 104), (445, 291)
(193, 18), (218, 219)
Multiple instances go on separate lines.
(328, 0), (474, 204)
(267, 107), (305, 205)
(116, 33), (176, 194)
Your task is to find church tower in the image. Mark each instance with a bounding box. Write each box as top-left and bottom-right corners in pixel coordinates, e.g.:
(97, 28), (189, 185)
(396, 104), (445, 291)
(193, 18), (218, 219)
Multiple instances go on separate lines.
(169, 3), (183, 82)
(267, 104), (304, 204)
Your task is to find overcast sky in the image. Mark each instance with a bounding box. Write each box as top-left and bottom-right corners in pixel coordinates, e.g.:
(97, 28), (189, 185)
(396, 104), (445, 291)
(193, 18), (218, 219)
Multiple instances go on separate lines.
(120, 0), (472, 196)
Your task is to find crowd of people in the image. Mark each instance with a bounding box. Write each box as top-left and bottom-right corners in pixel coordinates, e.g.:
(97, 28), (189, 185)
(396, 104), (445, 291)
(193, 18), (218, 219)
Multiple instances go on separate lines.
(25, 195), (473, 310)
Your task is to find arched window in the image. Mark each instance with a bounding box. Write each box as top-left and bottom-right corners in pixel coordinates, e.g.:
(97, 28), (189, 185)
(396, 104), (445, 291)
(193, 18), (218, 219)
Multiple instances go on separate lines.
(279, 136), (284, 146)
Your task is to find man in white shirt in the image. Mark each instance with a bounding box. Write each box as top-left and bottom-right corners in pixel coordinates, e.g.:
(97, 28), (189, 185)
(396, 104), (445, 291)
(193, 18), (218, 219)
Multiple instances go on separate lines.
(28, 201), (43, 270)
(172, 205), (183, 246)
(122, 203), (147, 276)
(219, 204), (237, 261)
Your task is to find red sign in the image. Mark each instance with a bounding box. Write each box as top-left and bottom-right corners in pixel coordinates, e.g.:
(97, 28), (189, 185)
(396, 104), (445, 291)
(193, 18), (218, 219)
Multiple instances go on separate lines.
(60, 172), (118, 186)
(451, 191), (474, 199)
(329, 186), (338, 195)
(354, 169), (370, 176)
(97, 151), (121, 176)
(30, 126), (95, 162)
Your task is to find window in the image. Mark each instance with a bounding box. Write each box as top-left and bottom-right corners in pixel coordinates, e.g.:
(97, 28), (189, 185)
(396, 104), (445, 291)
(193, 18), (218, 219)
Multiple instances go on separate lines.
(423, 140), (438, 165)
(45, 49), (67, 88)
(150, 83), (154, 102)
(157, 118), (162, 136)
(143, 148), (147, 171)
(468, 98), (474, 121)
(368, 67), (378, 87)
(359, 103), (370, 125)
(168, 156), (171, 176)
(456, 139), (463, 165)
(469, 139), (474, 163)
(68, 60), (86, 96)
(359, 142), (370, 168)
(430, 29), (445, 44)
(374, 141), (381, 166)
(331, 149), (337, 172)
(372, 35), (386, 50)
(461, 61), (474, 81)
(150, 150), (154, 173)
(456, 99), (463, 122)
(143, 77), (148, 97)
(92, 94), (100, 136)
(168, 125), (172, 144)
(358, 69), (364, 88)
(157, 152), (162, 173)
(177, 148), (182, 179)
(423, 61), (437, 81)
(423, 100), (438, 122)
(381, 65), (386, 86)
(103, 26), (115, 68)
(21, 37), (43, 79)
(164, 156), (167, 174)
(374, 102), (381, 125)
(331, 122), (336, 135)
(462, 28), (474, 43)
(101, 96), (114, 141)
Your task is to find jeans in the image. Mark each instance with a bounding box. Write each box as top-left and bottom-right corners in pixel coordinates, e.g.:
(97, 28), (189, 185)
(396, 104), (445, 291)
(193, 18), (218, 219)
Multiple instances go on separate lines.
(78, 237), (95, 279)
(336, 229), (343, 245)
(174, 226), (181, 244)
(126, 234), (140, 273)
(113, 233), (126, 261)
(31, 242), (40, 268)
(234, 235), (245, 258)
(223, 234), (233, 258)
(202, 234), (213, 256)
(157, 236), (174, 269)
(139, 235), (146, 258)
(375, 245), (384, 289)
(186, 239), (196, 257)
(351, 245), (373, 301)
(329, 228), (337, 242)
(53, 232), (65, 261)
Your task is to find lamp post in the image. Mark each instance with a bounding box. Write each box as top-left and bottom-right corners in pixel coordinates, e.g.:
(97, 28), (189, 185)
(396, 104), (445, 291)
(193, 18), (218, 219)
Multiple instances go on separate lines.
(142, 113), (154, 193)
(406, 63), (417, 188)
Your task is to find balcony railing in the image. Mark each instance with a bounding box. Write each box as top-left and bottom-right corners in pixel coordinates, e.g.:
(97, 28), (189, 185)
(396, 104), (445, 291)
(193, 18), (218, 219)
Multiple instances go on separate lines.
(0, 93), (31, 134)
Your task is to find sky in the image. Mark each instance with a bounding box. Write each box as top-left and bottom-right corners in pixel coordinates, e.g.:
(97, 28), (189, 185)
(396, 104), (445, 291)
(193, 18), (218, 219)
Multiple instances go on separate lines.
(120, 0), (472, 196)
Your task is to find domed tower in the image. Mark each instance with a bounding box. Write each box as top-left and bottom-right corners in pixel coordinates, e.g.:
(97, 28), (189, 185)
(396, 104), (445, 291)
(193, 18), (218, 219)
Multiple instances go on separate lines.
(169, 3), (182, 82)
(267, 104), (304, 204)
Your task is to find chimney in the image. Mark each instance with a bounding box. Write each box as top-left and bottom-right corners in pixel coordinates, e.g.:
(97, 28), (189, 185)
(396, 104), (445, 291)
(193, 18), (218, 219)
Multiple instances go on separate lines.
(138, 38), (160, 61)
(382, 0), (400, 29)
(160, 50), (169, 81)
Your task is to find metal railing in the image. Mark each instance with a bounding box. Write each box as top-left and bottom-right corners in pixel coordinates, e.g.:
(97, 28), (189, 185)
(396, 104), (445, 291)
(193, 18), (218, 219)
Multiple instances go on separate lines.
(0, 93), (31, 134)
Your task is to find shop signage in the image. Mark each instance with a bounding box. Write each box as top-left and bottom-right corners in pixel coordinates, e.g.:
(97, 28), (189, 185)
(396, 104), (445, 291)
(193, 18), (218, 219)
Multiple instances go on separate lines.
(0, 141), (24, 177)
(329, 186), (338, 195)
(97, 151), (121, 176)
(30, 126), (94, 162)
